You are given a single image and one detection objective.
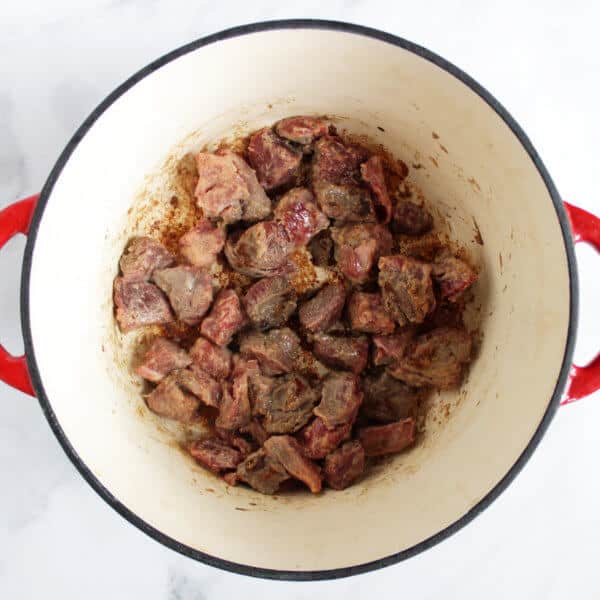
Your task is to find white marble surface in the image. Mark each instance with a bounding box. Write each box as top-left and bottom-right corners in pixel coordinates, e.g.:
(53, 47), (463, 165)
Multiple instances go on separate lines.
(1, 0), (599, 597)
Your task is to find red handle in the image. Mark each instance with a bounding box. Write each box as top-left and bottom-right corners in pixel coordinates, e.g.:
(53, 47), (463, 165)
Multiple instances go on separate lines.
(0, 195), (38, 396)
(562, 202), (600, 405)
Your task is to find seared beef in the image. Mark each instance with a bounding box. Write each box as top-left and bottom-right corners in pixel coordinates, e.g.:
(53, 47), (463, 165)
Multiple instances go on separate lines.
(275, 116), (329, 145)
(236, 448), (290, 494)
(239, 327), (300, 375)
(312, 333), (369, 374)
(263, 435), (322, 493)
(186, 365), (221, 407)
(372, 330), (416, 366)
(274, 187), (329, 246)
(179, 219), (226, 268)
(323, 441), (365, 490)
(240, 419), (269, 446)
(347, 291), (395, 335)
(189, 438), (242, 472)
(331, 224), (392, 284)
(298, 282), (346, 333)
(247, 128), (303, 190)
(119, 236), (174, 282)
(136, 338), (192, 383)
(378, 255), (435, 326)
(432, 254), (478, 301)
(309, 230), (333, 266)
(314, 372), (363, 429)
(224, 221), (293, 278)
(361, 372), (423, 423)
(216, 428), (255, 458)
(114, 278), (173, 332)
(189, 336), (232, 379)
(358, 418), (416, 456)
(215, 357), (258, 430)
(361, 155), (392, 223)
(387, 326), (472, 388)
(393, 200), (433, 235)
(298, 417), (351, 459)
(243, 276), (297, 331)
(227, 151), (272, 222)
(248, 373), (277, 416)
(200, 289), (248, 346)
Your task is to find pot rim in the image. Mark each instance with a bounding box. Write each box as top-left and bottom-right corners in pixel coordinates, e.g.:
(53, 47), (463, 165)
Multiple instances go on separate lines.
(20, 19), (578, 581)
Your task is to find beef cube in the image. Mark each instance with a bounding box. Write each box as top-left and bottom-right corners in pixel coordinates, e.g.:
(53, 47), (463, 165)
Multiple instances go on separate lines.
(331, 224), (392, 284)
(119, 236), (174, 282)
(225, 221), (293, 278)
(236, 449), (290, 495)
(264, 435), (322, 493)
(347, 292), (395, 335)
(387, 326), (472, 389)
(247, 127), (303, 190)
(239, 327), (301, 375)
(297, 417), (351, 459)
(378, 255), (436, 326)
(186, 365), (222, 408)
(179, 220), (226, 268)
(262, 374), (318, 434)
(114, 277), (173, 332)
(361, 372), (423, 423)
(222, 472), (239, 486)
(314, 372), (363, 429)
(274, 188), (329, 246)
(243, 276), (297, 331)
(312, 333), (369, 374)
(227, 151), (272, 222)
(189, 336), (232, 380)
(372, 330), (416, 366)
(313, 183), (375, 223)
(298, 282), (346, 333)
(309, 230), (333, 266)
(135, 338), (192, 383)
(152, 266), (213, 325)
(432, 254), (478, 301)
(358, 419), (416, 456)
(216, 428), (255, 458)
(323, 441), (365, 490)
(215, 357), (258, 430)
(275, 116), (329, 145)
(361, 155), (392, 223)
(240, 419), (269, 446)
(189, 438), (242, 472)
(200, 289), (248, 346)
(248, 373), (277, 416)
(393, 200), (433, 235)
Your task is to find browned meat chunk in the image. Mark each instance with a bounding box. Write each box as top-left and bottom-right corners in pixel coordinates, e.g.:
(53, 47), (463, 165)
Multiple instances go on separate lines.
(216, 428), (255, 458)
(186, 365), (222, 408)
(135, 338), (191, 383)
(152, 266), (213, 325)
(388, 326), (472, 388)
(189, 336), (232, 379)
(224, 221), (293, 278)
(236, 448), (290, 494)
(393, 200), (433, 235)
(331, 224), (393, 284)
(323, 441), (365, 490)
(264, 435), (322, 493)
(114, 278), (173, 332)
(314, 372), (363, 429)
(239, 327), (301, 375)
(275, 116), (329, 145)
(298, 417), (351, 459)
(312, 136), (375, 222)
(378, 255), (436, 326)
(309, 230), (333, 266)
(372, 330), (416, 366)
(274, 187), (329, 246)
(215, 357), (258, 430)
(361, 155), (392, 223)
(179, 220), (226, 268)
(119, 236), (174, 282)
(243, 276), (297, 331)
(432, 254), (478, 301)
(240, 419), (269, 446)
(298, 282), (346, 333)
(347, 292), (395, 335)
(195, 151), (270, 223)
(189, 438), (242, 472)
(247, 128), (303, 190)
(261, 374), (318, 434)
(361, 372), (423, 423)
(312, 333), (369, 374)
(222, 472), (239, 486)
(358, 419), (416, 456)
(200, 289), (248, 346)
(248, 373), (277, 415)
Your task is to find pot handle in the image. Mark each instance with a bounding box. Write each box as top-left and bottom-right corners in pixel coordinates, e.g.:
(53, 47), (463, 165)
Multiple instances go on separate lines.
(0, 194), (38, 396)
(562, 202), (600, 405)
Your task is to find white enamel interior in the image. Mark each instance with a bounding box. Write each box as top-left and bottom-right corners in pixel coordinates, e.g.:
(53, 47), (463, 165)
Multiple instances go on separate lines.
(27, 28), (571, 572)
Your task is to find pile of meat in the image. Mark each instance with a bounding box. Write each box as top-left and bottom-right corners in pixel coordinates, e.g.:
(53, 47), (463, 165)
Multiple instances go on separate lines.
(113, 116), (478, 495)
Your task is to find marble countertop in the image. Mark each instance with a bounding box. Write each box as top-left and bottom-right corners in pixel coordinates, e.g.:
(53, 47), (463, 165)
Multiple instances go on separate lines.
(1, 1), (599, 597)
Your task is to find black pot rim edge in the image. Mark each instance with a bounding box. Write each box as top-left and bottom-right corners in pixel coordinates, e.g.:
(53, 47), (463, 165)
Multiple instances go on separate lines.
(19, 19), (578, 582)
